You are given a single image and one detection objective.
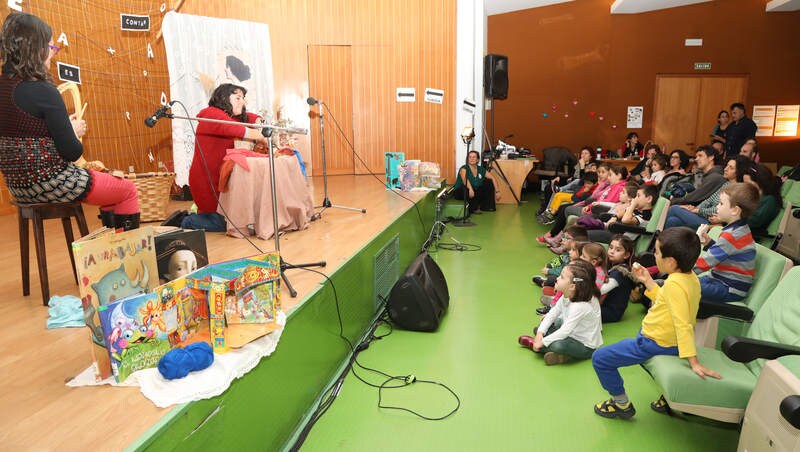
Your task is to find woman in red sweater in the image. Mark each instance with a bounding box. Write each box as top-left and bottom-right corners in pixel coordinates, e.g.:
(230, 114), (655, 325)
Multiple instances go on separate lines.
(177, 83), (267, 231)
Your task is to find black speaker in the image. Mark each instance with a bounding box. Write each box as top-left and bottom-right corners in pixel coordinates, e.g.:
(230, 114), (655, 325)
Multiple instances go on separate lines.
(484, 54), (508, 100)
(387, 252), (449, 332)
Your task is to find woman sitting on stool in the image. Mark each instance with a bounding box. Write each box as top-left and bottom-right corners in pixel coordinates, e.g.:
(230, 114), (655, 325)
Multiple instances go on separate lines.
(453, 150), (499, 214)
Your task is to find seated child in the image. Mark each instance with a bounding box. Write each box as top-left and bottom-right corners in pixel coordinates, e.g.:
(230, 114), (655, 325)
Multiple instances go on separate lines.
(591, 227), (720, 419)
(694, 182), (759, 303)
(588, 183), (657, 244)
(599, 235), (636, 323)
(580, 242), (608, 288)
(532, 225), (589, 315)
(642, 155), (667, 185)
(518, 260), (602, 365)
(540, 171), (599, 224)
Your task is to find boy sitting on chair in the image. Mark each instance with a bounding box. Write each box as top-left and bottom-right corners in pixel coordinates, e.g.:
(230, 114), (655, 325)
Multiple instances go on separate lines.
(695, 182), (759, 303)
(591, 227), (721, 419)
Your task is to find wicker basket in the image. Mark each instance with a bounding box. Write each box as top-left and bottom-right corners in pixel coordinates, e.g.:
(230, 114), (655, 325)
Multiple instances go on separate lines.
(124, 172), (175, 222)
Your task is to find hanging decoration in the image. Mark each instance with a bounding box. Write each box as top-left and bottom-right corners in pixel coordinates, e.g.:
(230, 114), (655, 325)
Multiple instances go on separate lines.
(107, 46), (116, 55)
(572, 99), (578, 106)
(563, 113), (569, 118)
(542, 112), (549, 118)
(589, 111), (596, 117)
(8, 0), (22, 12)
(147, 43), (155, 59)
(598, 116), (605, 121)
(125, 111), (131, 120)
(551, 103), (558, 111)
(57, 32), (69, 47)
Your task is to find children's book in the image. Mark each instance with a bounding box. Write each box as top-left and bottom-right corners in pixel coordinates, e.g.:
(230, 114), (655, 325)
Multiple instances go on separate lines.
(156, 275), (210, 348)
(97, 292), (173, 382)
(154, 229), (209, 284)
(72, 227), (159, 382)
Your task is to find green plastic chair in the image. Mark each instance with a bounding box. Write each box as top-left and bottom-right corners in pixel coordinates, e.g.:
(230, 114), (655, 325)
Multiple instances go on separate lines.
(643, 266), (800, 424)
(760, 181), (800, 247)
(694, 241), (793, 348)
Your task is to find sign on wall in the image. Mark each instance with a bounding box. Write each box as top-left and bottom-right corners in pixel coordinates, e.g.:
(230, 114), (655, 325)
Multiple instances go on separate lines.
(752, 105), (776, 136)
(775, 105), (799, 137)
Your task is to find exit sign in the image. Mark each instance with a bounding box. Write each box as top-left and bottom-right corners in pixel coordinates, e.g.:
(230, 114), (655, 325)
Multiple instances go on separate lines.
(694, 62), (712, 70)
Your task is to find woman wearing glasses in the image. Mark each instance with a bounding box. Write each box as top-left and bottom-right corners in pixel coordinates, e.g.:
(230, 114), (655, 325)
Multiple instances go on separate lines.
(0, 13), (140, 230)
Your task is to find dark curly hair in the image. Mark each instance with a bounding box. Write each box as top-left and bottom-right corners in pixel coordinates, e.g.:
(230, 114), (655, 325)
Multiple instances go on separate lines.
(0, 12), (53, 81)
(208, 83), (249, 122)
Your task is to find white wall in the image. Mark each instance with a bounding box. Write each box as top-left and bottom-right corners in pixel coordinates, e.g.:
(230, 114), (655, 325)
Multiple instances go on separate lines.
(455, 0), (487, 175)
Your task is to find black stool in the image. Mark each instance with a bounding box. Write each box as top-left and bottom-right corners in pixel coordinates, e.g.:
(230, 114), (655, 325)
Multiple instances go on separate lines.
(12, 201), (90, 305)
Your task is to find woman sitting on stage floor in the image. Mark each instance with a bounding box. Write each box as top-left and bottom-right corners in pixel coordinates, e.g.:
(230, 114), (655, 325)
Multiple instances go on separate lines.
(0, 13), (140, 230)
(453, 150), (499, 214)
(167, 83), (268, 231)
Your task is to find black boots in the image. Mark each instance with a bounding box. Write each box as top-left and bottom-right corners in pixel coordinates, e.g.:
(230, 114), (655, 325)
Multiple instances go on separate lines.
(98, 210), (140, 231)
(114, 213), (140, 231)
(161, 209), (189, 228)
(99, 210), (115, 228)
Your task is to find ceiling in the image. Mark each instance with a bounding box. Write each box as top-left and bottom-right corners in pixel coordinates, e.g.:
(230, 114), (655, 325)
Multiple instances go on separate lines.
(484, 0), (800, 16)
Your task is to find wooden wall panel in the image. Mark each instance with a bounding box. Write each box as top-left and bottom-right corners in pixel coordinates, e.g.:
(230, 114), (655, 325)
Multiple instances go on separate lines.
(1, 0), (456, 214)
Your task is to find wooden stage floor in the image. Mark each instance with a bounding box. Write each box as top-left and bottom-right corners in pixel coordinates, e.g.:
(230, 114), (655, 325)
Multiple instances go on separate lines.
(0, 175), (426, 450)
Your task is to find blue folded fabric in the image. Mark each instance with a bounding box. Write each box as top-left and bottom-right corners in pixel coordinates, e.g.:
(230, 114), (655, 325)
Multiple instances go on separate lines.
(158, 342), (214, 380)
(46, 295), (86, 329)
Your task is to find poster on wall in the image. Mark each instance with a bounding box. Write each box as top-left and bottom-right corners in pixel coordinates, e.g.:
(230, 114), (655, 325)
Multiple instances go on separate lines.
(774, 105), (800, 137)
(162, 12), (275, 187)
(626, 106), (643, 129)
(752, 105), (776, 137)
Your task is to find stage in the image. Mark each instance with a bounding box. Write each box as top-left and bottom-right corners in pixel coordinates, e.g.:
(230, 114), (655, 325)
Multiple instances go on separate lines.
(0, 175), (433, 450)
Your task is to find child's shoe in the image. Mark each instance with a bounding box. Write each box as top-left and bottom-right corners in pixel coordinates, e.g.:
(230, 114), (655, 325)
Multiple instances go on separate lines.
(650, 395), (671, 414)
(532, 276), (545, 287)
(536, 305), (551, 315)
(549, 244), (566, 255)
(535, 233), (552, 244)
(594, 398), (636, 419)
(544, 232), (563, 246)
(518, 335), (534, 350)
(540, 295), (554, 306)
(544, 352), (570, 365)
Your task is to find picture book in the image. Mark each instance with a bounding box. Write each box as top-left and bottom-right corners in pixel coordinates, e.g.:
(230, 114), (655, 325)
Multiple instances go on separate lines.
(226, 263), (281, 324)
(156, 275), (210, 348)
(72, 226), (159, 381)
(97, 292), (173, 382)
(154, 229), (209, 284)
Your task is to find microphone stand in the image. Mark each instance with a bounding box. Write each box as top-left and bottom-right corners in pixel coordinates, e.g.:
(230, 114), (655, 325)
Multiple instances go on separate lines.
(168, 112), (326, 298)
(309, 101), (366, 220)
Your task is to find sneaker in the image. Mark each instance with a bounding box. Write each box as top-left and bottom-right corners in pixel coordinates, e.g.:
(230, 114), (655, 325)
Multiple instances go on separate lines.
(544, 233), (562, 247)
(518, 335), (534, 349)
(541, 217), (556, 226)
(536, 305), (551, 315)
(650, 395), (671, 414)
(535, 235), (550, 244)
(544, 352), (570, 365)
(532, 276), (545, 287)
(594, 398), (636, 419)
(540, 295), (554, 306)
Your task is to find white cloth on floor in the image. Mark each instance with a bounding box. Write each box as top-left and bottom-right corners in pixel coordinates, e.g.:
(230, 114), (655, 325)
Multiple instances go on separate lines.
(66, 312), (285, 408)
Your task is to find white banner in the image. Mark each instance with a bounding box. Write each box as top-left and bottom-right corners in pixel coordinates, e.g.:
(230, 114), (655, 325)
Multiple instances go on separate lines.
(162, 12), (274, 186)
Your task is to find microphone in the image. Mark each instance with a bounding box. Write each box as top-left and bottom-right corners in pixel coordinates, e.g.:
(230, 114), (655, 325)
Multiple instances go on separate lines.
(307, 97), (323, 106)
(283, 126), (308, 135)
(144, 101), (176, 128)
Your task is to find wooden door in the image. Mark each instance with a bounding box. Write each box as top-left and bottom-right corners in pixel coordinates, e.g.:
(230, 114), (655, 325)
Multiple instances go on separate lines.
(653, 75), (747, 153)
(308, 45), (355, 176)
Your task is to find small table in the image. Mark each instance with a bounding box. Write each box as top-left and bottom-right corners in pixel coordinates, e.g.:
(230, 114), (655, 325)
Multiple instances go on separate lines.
(489, 158), (539, 204)
(218, 156), (314, 240)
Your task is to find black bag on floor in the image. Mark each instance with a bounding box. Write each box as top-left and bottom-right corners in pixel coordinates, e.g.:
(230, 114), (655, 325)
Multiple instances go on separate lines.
(387, 252), (449, 332)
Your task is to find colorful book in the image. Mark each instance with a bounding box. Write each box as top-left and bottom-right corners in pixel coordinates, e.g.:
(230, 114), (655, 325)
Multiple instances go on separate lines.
(72, 227), (159, 381)
(97, 292), (173, 382)
(156, 275), (210, 348)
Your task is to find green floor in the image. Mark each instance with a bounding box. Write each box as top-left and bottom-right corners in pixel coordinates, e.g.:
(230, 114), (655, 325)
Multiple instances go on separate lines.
(300, 194), (740, 451)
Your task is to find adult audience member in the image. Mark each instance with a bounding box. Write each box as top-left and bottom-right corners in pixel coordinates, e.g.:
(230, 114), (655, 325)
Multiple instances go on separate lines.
(743, 164), (781, 239)
(623, 132), (643, 158)
(453, 150), (498, 214)
(739, 138), (759, 162)
(670, 145), (725, 206)
(724, 103), (757, 158)
(710, 110), (729, 144)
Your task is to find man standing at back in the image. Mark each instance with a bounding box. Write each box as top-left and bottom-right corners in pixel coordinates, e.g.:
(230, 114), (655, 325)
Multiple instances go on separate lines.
(724, 103), (757, 159)
(671, 146), (725, 206)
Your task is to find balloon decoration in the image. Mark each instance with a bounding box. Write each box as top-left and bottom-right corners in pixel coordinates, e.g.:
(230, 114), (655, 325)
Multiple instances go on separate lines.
(564, 113), (569, 118)
(598, 116), (605, 121)
(572, 99), (579, 106)
(551, 103), (558, 111)
(612, 124), (618, 129)
(542, 112), (549, 118)
(589, 111), (596, 117)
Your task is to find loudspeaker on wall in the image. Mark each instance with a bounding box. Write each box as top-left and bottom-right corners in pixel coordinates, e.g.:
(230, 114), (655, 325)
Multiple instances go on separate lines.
(484, 54), (508, 100)
(387, 252), (449, 332)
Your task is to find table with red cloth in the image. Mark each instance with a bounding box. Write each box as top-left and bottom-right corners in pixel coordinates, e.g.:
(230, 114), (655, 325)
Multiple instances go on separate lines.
(217, 154), (314, 240)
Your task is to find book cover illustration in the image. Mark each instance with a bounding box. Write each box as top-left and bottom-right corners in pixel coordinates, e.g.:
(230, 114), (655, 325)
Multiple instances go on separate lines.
(155, 229), (209, 284)
(72, 227), (159, 381)
(97, 292), (173, 382)
(156, 276), (210, 348)
(226, 263), (281, 324)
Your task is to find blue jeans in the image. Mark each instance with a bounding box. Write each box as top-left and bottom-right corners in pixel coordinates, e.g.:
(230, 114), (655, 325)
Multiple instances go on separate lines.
(592, 332), (678, 396)
(699, 275), (744, 303)
(664, 205), (709, 230)
(181, 212), (227, 232)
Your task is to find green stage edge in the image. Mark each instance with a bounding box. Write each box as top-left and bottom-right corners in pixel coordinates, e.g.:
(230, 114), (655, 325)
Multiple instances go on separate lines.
(127, 193), (434, 452)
